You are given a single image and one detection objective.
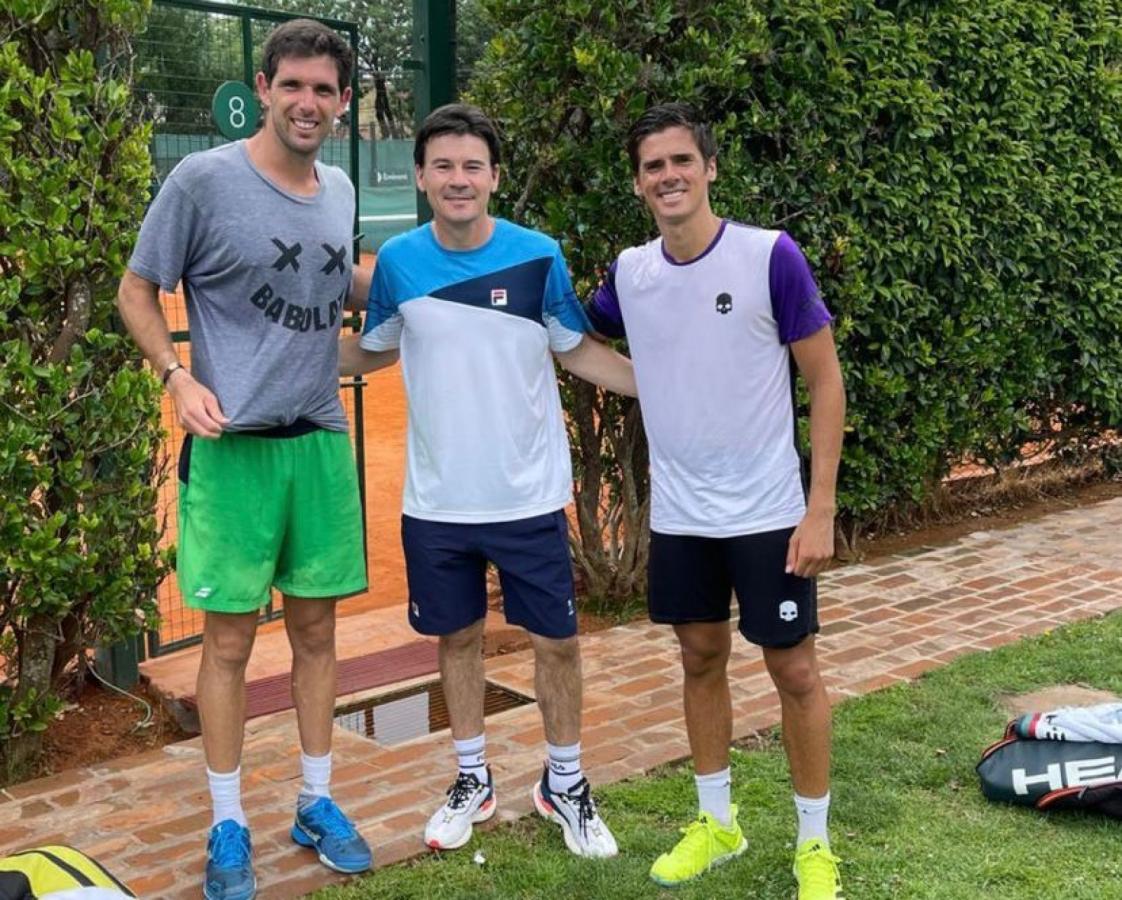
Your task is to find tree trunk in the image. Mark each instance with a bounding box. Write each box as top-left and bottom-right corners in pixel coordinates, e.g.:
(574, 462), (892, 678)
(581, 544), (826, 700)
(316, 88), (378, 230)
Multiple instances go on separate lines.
(4, 613), (57, 779)
(374, 76), (399, 140)
(567, 378), (649, 611)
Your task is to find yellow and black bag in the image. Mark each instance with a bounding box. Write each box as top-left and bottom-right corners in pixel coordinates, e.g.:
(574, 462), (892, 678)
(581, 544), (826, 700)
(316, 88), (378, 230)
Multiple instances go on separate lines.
(0, 846), (134, 900)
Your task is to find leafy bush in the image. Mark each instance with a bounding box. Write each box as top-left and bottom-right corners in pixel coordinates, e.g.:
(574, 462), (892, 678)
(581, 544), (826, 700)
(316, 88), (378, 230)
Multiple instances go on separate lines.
(0, 0), (165, 778)
(470, 0), (1122, 601)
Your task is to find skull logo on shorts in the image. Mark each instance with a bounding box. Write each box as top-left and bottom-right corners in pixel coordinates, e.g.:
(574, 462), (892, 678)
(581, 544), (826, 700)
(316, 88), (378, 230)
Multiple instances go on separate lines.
(778, 600), (799, 622)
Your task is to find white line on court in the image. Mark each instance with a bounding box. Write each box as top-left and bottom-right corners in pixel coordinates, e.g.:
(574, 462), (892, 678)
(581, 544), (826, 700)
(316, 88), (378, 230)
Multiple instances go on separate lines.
(359, 214), (417, 223)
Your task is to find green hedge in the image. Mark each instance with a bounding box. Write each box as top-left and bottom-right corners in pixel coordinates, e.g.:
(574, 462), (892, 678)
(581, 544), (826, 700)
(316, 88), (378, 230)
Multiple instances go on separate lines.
(473, 0), (1122, 525)
(0, 0), (165, 777)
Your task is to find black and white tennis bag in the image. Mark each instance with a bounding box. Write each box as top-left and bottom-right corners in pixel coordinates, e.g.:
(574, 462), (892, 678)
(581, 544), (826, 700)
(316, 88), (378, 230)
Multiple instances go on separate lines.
(977, 714), (1122, 818)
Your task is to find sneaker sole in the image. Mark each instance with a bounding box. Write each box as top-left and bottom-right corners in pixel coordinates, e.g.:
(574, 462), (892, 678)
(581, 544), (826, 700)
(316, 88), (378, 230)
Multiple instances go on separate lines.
(531, 782), (618, 859)
(649, 836), (748, 887)
(791, 872), (845, 900)
(202, 877), (257, 900)
(424, 795), (497, 851)
(791, 888), (845, 900)
(290, 823), (372, 874)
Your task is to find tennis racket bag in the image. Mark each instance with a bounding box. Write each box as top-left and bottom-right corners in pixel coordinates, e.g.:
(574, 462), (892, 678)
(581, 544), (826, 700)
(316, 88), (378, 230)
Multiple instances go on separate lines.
(0, 845), (134, 900)
(977, 720), (1122, 817)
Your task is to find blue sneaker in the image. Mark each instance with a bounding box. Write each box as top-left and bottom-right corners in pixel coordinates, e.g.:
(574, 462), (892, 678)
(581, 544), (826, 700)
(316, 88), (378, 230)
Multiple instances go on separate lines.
(291, 795), (373, 874)
(204, 819), (256, 900)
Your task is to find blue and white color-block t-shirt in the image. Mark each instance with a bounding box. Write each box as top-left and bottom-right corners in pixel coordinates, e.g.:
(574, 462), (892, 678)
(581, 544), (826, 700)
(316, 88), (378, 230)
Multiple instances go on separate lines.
(587, 222), (833, 538)
(361, 218), (589, 523)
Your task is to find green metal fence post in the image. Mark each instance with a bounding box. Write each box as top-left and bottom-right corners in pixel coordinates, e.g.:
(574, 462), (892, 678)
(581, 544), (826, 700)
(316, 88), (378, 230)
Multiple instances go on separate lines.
(410, 0), (457, 223)
(240, 10), (254, 86)
(95, 634), (143, 690)
(345, 22), (369, 577)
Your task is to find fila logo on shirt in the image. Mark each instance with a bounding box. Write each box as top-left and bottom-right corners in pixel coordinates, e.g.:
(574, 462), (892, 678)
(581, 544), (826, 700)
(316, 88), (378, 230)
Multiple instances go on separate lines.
(491, 288), (508, 307)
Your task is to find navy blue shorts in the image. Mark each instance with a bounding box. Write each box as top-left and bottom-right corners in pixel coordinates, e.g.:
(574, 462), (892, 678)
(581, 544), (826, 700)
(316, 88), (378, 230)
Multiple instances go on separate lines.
(401, 510), (577, 639)
(648, 527), (818, 648)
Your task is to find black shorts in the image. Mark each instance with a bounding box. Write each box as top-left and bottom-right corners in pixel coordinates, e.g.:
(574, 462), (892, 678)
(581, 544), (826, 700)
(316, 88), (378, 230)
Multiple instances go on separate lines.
(401, 510), (577, 639)
(648, 527), (818, 648)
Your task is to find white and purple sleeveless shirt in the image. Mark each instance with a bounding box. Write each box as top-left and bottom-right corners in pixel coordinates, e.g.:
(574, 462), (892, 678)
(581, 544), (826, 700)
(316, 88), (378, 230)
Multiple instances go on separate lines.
(587, 221), (833, 537)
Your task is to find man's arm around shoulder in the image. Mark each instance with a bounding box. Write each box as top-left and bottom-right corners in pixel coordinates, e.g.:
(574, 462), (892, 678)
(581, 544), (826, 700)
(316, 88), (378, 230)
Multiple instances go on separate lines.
(554, 335), (637, 397)
(339, 333), (399, 377)
(346, 258), (371, 312)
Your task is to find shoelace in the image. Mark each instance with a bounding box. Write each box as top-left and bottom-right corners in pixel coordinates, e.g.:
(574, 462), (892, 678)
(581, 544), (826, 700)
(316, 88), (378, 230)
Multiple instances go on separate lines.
(446, 771), (485, 811)
(560, 778), (597, 835)
(675, 816), (719, 869)
(799, 846), (841, 893)
(304, 799), (356, 838)
(210, 823), (251, 868)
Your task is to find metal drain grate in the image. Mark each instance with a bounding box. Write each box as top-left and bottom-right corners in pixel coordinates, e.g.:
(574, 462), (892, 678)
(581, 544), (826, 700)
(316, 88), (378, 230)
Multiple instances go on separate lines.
(335, 679), (535, 745)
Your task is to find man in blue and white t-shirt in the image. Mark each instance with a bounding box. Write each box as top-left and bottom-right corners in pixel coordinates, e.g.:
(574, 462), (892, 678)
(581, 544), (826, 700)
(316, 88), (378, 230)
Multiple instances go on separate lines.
(340, 104), (636, 859)
(586, 104), (847, 899)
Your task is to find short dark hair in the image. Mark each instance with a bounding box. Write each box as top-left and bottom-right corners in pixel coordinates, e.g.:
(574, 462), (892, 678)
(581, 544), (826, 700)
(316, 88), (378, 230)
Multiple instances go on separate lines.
(261, 19), (353, 93)
(626, 103), (717, 173)
(414, 103), (502, 168)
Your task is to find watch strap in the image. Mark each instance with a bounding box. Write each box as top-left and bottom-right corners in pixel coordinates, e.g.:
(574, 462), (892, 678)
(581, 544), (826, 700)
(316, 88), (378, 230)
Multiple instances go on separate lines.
(161, 360), (184, 385)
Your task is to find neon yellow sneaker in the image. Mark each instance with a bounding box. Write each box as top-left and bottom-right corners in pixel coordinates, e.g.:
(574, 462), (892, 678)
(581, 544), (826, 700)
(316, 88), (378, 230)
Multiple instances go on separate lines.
(793, 838), (844, 899)
(648, 806), (747, 886)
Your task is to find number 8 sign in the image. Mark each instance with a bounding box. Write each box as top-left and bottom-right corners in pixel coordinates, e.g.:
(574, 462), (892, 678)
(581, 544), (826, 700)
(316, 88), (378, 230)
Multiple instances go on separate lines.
(211, 81), (260, 140)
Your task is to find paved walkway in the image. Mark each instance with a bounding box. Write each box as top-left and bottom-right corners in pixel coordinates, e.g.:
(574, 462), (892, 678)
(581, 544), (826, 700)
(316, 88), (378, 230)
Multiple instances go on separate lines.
(3, 498), (1121, 898)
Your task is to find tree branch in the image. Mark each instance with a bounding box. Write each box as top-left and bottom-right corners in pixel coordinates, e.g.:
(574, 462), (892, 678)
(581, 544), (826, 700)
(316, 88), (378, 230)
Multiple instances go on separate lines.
(48, 278), (92, 364)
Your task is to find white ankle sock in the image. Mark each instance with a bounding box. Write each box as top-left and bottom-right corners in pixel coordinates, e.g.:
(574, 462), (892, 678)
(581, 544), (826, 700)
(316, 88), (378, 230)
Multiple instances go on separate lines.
(546, 741), (583, 793)
(454, 733), (488, 781)
(207, 766), (247, 827)
(300, 751), (332, 802)
(794, 791), (830, 845)
(695, 767), (732, 828)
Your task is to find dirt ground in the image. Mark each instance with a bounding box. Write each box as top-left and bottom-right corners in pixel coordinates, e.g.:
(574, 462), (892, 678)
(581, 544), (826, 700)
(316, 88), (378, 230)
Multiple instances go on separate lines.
(31, 676), (191, 781)
(27, 473), (1122, 784)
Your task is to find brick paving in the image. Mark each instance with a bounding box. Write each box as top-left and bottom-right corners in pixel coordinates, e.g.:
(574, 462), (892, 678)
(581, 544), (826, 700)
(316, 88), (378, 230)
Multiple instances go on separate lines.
(3, 497), (1121, 898)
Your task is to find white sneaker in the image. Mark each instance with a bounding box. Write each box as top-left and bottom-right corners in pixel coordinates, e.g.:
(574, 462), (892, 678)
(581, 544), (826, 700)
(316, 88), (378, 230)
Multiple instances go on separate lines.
(532, 766), (618, 858)
(424, 767), (496, 850)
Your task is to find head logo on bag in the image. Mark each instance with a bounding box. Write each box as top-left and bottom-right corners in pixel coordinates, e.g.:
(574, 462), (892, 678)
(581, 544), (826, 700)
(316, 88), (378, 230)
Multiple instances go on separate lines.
(977, 730), (1122, 817)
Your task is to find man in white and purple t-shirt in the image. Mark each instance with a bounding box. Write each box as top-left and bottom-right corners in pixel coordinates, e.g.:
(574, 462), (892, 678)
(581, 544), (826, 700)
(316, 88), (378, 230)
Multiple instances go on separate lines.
(586, 103), (847, 899)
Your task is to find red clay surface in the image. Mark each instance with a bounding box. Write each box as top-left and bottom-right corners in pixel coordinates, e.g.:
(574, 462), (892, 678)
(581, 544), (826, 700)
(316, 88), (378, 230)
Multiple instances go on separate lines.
(155, 254), (409, 648)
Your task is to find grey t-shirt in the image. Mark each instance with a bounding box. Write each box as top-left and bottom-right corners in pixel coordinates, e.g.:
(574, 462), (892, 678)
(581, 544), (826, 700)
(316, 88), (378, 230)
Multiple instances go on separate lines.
(129, 141), (354, 432)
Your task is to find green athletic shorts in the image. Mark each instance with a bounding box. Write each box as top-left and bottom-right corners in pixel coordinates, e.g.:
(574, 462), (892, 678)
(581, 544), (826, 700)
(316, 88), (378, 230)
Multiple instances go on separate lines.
(177, 427), (367, 613)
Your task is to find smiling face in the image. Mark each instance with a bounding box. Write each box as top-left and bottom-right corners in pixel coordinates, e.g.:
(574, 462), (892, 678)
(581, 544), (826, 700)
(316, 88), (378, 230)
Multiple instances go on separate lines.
(415, 132), (499, 246)
(632, 125), (717, 229)
(255, 54), (351, 160)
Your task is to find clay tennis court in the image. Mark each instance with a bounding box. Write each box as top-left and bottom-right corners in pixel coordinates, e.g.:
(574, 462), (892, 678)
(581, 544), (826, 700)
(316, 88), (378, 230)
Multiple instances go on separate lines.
(154, 253), (409, 649)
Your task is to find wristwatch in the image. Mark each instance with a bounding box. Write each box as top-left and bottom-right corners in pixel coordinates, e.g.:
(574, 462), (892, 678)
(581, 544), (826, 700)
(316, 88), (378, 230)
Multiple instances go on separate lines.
(161, 360), (185, 386)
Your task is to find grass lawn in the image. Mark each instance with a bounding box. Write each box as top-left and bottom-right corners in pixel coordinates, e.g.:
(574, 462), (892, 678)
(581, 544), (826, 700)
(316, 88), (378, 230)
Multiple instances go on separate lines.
(317, 613), (1122, 900)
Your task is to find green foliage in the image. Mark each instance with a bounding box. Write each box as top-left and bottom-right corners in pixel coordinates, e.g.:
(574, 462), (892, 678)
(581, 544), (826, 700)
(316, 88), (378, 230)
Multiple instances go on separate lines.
(0, 0), (166, 771)
(469, 0), (1122, 562)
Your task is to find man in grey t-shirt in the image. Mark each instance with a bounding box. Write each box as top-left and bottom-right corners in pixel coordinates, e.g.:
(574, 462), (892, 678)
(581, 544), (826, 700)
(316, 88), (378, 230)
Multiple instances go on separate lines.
(117, 20), (373, 900)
